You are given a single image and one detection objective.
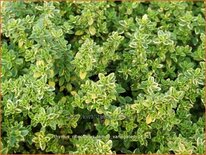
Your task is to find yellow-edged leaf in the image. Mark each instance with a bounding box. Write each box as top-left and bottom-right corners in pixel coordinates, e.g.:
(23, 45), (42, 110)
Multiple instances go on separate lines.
(146, 115), (152, 124)
(49, 69), (55, 78)
(85, 99), (90, 104)
(104, 119), (110, 126)
(49, 81), (55, 87)
(36, 60), (44, 66)
(18, 40), (24, 47)
(79, 71), (87, 79)
(89, 26), (96, 35)
(88, 18), (94, 25)
(33, 72), (41, 78)
(91, 93), (97, 99)
(71, 91), (77, 96)
(75, 30), (84, 36)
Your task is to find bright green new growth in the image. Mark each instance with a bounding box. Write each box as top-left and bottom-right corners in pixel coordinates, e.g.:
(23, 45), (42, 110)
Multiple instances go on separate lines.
(1, 1), (205, 154)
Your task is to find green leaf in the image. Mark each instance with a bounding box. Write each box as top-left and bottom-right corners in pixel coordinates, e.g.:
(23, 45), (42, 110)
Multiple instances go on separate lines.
(116, 85), (126, 93)
(21, 130), (29, 136)
(59, 77), (65, 86)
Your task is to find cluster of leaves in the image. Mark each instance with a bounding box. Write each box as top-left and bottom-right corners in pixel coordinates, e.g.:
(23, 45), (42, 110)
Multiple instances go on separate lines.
(1, 1), (205, 154)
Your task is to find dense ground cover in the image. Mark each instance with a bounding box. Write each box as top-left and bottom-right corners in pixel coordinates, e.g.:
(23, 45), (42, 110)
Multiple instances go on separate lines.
(1, 1), (205, 154)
